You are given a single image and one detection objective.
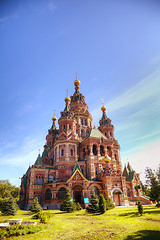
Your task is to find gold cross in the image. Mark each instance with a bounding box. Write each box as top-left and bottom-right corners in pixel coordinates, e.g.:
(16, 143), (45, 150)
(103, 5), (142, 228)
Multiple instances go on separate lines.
(101, 98), (104, 106)
(66, 89), (69, 97)
(53, 109), (56, 116)
(75, 72), (78, 79)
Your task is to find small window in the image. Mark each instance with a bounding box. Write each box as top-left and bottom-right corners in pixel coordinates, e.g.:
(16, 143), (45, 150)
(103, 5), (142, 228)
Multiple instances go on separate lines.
(49, 175), (55, 182)
(71, 168), (73, 174)
(76, 129), (78, 134)
(93, 145), (97, 156)
(64, 125), (66, 130)
(86, 130), (89, 136)
(69, 125), (71, 129)
(63, 165), (66, 168)
(84, 120), (87, 126)
(110, 132), (112, 136)
(81, 119), (83, 125)
(70, 149), (73, 156)
(61, 149), (64, 156)
(81, 130), (83, 136)
(95, 167), (97, 175)
(114, 154), (117, 160)
(105, 133), (107, 136)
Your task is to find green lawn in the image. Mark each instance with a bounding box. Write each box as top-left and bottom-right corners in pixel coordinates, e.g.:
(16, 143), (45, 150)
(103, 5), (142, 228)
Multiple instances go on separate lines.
(0, 206), (160, 240)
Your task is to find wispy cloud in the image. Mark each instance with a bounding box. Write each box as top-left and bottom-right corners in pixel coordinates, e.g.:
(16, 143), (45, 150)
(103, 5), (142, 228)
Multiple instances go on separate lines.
(121, 139), (160, 183)
(38, 1), (57, 15)
(0, 135), (44, 168)
(0, 13), (19, 23)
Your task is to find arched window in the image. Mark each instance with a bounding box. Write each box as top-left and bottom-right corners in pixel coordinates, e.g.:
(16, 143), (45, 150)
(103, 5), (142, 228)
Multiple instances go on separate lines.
(91, 186), (100, 196)
(93, 145), (97, 156)
(35, 176), (43, 185)
(49, 175), (55, 182)
(84, 119), (87, 126)
(58, 187), (67, 199)
(86, 130), (89, 136)
(61, 149), (64, 156)
(64, 125), (66, 130)
(45, 189), (51, 200)
(87, 146), (90, 155)
(127, 188), (130, 197)
(81, 130), (83, 135)
(105, 133), (107, 136)
(81, 119), (83, 125)
(69, 125), (71, 129)
(70, 149), (73, 156)
(100, 145), (105, 156)
(76, 129), (78, 134)
(107, 146), (112, 157)
(114, 154), (117, 160)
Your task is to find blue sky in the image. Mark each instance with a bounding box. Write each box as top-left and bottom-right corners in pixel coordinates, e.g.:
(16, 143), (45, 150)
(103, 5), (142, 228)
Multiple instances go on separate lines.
(0, 0), (160, 186)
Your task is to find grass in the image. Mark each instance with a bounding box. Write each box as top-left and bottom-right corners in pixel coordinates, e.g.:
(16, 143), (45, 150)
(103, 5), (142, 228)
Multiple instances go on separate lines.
(0, 205), (160, 240)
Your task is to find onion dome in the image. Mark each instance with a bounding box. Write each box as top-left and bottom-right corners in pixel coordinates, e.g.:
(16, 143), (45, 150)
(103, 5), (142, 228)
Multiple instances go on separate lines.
(74, 73), (81, 87)
(52, 116), (57, 122)
(101, 105), (106, 112)
(65, 96), (71, 104)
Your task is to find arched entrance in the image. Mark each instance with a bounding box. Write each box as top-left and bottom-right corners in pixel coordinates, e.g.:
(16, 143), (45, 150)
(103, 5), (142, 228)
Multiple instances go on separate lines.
(112, 188), (123, 206)
(73, 186), (83, 204)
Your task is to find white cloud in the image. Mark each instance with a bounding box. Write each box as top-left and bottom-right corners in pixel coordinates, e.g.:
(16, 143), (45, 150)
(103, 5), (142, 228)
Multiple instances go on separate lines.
(0, 135), (44, 168)
(121, 139), (160, 183)
(38, 1), (57, 15)
(91, 67), (160, 122)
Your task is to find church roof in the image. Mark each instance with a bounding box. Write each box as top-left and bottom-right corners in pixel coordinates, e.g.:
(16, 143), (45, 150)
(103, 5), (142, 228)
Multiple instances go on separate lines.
(122, 163), (135, 182)
(34, 155), (44, 166)
(88, 128), (107, 139)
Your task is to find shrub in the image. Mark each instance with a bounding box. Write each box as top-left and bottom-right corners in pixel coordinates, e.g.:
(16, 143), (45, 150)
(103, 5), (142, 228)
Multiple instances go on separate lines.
(105, 195), (115, 210)
(0, 225), (42, 239)
(60, 188), (75, 213)
(99, 194), (106, 214)
(86, 190), (99, 213)
(76, 202), (82, 211)
(138, 200), (143, 216)
(156, 203), (160, 208)
(29, 197), (42, 213)
(1, 197), (17, 215)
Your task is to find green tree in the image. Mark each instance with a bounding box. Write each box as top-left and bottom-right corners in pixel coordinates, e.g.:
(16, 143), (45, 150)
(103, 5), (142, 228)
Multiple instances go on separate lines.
(138, 200), (143, 216)
(60, 188), (75, 213)
(99, 194), (106, 214)
(1, 196), (17, 215)
(0, 180), (20, 199)
(29, 197), (42, 213)
(86, 190), (99, 213)
(105, 195), (115, 210)
(145, 167), (160, 204)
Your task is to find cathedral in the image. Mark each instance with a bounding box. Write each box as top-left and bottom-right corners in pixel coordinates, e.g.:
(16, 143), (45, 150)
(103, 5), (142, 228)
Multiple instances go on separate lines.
(19, 75), (150, 210)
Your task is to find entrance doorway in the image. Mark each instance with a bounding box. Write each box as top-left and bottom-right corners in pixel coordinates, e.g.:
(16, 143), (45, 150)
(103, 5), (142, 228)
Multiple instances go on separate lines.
(73, 186), (83, 204)
(113, 193), (120, 206)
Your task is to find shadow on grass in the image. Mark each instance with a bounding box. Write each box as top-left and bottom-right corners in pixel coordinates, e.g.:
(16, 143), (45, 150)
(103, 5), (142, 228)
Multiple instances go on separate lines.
(125, 230), (160, 240)
(119, 210), (160, 218)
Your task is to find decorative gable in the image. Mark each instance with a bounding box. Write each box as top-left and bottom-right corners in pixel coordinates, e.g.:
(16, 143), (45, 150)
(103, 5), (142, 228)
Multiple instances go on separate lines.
(67, 164), (88, 183)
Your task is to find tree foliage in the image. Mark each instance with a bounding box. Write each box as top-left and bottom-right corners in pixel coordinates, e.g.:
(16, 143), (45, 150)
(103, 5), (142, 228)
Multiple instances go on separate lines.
(60, 188), (75, 212)
(99, 194), (106, 214)
(105, 195), (115, 210)
(0, 180), (20, 199)
(0, 196), (17, 215)
(138, 200), (143, 216)
(29, 197), (42, 213)
(86, 190), (99, 213)
(145, 167), (160, 204)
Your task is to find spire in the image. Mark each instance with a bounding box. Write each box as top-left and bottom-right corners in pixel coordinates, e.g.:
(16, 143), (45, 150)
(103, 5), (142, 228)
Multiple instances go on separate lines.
(61, 91), (73, 117)
(99, 100), (108, 126)
(74, 72), (81, 93)
(51, 109), (57, 130)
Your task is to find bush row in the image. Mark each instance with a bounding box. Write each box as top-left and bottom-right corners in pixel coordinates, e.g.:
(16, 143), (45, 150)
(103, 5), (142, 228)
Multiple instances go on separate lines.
(0, 224), (42, 239)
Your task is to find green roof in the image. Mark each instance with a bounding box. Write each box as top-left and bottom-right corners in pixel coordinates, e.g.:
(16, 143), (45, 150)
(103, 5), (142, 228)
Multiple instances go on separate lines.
(34, 155), (44, 166)
(122, 163), (135, 182)
(42, 149), (48, 158)
(88, 128), (107, 139)
(73, 162), (81, 174)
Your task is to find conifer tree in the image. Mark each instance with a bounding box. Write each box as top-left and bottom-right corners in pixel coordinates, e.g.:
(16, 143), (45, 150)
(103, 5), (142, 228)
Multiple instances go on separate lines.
(1, 196), (17, 215)
(86, 190), (99, 213)
(29, 197), (42, 213)
(105, 195), (115, 210)
(99, 194), (106, 214)
(60, 188), (75, 212)
(138, 200), (143, 216)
